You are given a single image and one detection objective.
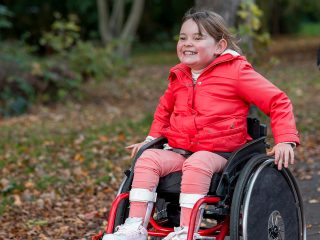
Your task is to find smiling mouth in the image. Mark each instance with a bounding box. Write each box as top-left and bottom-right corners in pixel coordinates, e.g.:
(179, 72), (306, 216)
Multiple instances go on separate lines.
(183, 50), (197, 55)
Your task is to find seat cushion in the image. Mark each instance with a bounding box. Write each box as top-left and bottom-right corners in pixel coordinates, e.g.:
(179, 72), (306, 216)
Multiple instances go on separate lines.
(157, 171), (222, 196)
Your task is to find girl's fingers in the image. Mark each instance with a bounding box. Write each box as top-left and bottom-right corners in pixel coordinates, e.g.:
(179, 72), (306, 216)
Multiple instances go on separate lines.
(284, 149), (289, 168)
(269, 143), (296, 171)
(130, 143), (144, 158)
(290, 148), (295, 165)
(131, 146), (138, 158)
(276, 149), (283, 170)
(267, 148), (275, 156)
(274, 147), (280, 165)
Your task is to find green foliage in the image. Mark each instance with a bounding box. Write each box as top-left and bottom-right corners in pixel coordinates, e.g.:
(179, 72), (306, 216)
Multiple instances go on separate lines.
(40, 13), (81, 54)
(0, 5), (13, 30)
(68, 41), (121, 82)
(237, 1), (271, 60)
(257, 0), (320, 35)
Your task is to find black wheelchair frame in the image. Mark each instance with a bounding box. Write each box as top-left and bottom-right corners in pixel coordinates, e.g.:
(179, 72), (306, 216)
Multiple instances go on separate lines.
(93, 118), (306, 240)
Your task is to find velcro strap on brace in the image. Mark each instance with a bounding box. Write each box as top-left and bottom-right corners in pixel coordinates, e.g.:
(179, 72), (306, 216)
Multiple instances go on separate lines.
(179, 193), (205, 209)
(129, 188), (157, 203)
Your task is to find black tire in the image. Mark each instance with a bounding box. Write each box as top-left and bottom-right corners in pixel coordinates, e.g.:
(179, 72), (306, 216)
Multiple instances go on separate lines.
(230, 155), (306, 240)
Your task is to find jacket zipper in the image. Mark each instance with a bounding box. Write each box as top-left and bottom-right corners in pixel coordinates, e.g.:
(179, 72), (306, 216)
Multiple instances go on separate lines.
(175, 56), (236, 110)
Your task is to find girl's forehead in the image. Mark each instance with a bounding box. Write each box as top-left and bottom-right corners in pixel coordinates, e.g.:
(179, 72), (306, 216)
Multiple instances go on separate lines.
(180, 19), (205, 34)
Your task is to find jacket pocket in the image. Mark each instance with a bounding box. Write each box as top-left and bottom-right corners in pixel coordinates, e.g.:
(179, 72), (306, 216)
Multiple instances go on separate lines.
(195, 126), (247, 152)
(202, 117), (246, 133)
(161, 128), (190, 148)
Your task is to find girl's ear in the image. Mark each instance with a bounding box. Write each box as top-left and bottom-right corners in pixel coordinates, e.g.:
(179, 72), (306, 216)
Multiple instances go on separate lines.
(215, 39), (228, 55)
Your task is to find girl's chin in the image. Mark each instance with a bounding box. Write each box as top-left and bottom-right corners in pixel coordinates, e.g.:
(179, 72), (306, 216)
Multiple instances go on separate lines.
(181, 60), (200, 68)
(180, 59), (198, 66)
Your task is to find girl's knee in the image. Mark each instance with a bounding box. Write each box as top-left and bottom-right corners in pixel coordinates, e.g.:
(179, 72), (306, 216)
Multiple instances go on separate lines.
(134, 149), (162, 171)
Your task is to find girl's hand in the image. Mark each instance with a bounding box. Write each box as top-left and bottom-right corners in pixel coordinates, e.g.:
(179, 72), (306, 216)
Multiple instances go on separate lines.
(125, 141), (147, 158)
(267, 143), (295, 170)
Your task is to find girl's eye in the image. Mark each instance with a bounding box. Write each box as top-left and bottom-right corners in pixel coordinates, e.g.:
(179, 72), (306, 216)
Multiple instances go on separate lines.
(179, 36), (186, 40)
(194, 36), (203, 40)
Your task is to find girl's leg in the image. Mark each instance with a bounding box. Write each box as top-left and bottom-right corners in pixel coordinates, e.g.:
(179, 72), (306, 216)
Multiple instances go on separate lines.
(180, 151), (227, 226)
(129, 149), (185, 220)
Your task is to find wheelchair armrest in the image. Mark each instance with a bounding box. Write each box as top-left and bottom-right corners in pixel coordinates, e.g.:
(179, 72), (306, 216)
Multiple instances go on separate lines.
(133, 137), (168, 163)
(247, 117), (267, 139)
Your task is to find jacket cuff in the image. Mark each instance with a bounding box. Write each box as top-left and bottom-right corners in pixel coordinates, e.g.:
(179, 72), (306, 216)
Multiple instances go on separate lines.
(145, 136), (156, 143)
(274, 133), (300, 146)
(281, 142), (296, 148)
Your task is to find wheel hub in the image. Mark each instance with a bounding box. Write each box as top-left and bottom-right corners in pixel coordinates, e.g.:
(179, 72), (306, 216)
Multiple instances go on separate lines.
(268, 210), (285, 240)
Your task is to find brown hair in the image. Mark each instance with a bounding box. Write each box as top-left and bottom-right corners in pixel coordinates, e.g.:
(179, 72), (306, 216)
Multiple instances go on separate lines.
(182, 9), (241, 53)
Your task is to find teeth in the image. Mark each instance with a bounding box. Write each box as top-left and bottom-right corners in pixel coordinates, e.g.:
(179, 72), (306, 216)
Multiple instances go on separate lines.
(184, 51), (197, 55)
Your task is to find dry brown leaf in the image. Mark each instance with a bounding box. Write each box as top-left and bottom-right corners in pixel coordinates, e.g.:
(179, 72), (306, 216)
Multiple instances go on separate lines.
(13, 194), (22, 206)
(117, 132), (126, 142)
(74, 153), (84, 162)
(309, 199), (319, 204)
(99, 135), (109, 142)
(74, 134), (85, 145)
(24, 180), (35, 189)
(84, 211), (98, 220)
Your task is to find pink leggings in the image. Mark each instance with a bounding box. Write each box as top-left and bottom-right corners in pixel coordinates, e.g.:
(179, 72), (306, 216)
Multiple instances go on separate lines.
(129, 149), (227, 226)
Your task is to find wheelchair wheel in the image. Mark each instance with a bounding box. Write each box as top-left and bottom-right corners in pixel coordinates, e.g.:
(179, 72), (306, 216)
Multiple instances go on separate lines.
(113, 176), (131, 231)
(230, 155), (306, 240)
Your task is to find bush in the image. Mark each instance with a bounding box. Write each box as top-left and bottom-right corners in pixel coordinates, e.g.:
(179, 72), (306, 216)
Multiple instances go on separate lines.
(39, 13), (80, 54)
(68, 41), (120, 82)
(0, 39), (125, 116)
(0, 41), (82, 116)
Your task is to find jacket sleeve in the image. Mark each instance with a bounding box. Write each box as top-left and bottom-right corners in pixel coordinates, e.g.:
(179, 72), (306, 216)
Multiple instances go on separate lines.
(237, 61), (300, 145)
(148, 79), (175, 138)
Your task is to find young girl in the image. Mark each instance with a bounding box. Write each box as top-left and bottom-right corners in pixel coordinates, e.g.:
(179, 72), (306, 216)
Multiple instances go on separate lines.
(103, 9), (300, 240)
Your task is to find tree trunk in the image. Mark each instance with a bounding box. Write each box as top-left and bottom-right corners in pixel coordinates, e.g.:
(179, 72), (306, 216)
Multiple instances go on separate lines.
(118, 0), (145, 58)
(195, 0), (241, 27)
(97, 0), (145, 58)
(109, 0), (124, 37)
(97, 0), (110, 45)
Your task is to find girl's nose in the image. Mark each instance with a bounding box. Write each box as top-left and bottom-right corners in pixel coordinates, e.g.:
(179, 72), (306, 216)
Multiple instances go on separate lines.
(184, 40), (193, 47)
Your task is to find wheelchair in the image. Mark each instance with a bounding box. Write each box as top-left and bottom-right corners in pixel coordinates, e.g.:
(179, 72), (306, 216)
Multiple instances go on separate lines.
(93, 118), (306, 240)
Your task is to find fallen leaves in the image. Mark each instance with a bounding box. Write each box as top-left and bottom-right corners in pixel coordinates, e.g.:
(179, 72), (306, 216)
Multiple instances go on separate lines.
(309, 199), (320, 204)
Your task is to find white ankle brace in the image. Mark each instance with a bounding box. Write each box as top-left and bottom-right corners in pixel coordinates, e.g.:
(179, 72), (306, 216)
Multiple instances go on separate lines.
(129, 188), (157, 203)
(179, 193), (205, 209)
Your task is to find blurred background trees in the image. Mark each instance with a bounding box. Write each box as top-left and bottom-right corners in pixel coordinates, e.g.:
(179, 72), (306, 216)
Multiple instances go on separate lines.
(0, 0), (319, 116)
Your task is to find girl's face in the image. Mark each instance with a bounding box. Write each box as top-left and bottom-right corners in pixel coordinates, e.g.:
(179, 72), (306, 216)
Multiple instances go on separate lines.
(177, 19), (224, 71)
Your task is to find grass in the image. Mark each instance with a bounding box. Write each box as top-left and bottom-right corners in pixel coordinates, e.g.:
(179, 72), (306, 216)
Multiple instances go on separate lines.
(298, 22), (320, 37)
(133, 50), (177, 65)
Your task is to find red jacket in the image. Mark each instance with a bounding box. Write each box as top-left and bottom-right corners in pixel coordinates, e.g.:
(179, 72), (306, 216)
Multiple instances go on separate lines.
(148, 52), (300, 152)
